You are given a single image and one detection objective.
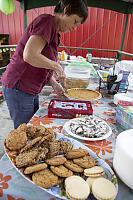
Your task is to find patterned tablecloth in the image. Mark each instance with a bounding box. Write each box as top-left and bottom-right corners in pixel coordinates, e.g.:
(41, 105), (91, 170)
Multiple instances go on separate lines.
(0, 93), (133, 200)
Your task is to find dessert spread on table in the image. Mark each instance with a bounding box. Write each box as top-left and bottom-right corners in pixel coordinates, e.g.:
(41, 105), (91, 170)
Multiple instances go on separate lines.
(5, 124), (117, 200)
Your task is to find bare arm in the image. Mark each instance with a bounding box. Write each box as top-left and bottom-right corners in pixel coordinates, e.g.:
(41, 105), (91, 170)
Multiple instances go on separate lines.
(23, 35), (65, 83)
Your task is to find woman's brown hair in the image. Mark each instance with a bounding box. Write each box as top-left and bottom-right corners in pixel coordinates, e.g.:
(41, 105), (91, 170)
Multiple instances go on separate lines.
(54, 0), (88, 24)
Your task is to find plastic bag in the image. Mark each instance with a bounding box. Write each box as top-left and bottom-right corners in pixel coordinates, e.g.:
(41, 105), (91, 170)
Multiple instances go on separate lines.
(107, 75), (121, 95)
(68, 61), (96, 76)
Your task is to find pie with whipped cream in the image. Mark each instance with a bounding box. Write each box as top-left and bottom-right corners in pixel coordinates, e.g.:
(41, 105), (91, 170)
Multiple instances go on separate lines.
(65, 88), (101, 100)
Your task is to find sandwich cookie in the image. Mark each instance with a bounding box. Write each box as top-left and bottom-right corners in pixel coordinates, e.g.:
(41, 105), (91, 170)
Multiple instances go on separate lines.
(84, 166), (105, 177)
(86, 176), (103, 192)
(92, 177), (117, 200)
(65, 175), (90, 200)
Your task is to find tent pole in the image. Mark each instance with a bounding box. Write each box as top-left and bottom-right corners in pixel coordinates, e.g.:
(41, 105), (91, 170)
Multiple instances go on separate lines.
(118, 14), (129, 60)
(22, 0), (27, 31)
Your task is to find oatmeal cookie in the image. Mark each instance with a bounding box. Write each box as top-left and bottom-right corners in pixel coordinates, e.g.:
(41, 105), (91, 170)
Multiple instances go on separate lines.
(45, 127), (56, 136)
(32, 168), (64, 188)
(65, 148), (88, 159)
(59, 140), (72, 154)
(6, 129), (27, 151)
(20, 136), (42, 153)
(73, 155), (95, 169)
(17, 123), (27, 132)
(15, 149), (39, 167)
(35, 125), (46, 136)
(47, 140), (72, 158)
(45, 157), (67, 166)
(24, 163), (48, 174)
(39, 138), (55, 150)
(36, 133), (55, 147)
(26, 125), (37, 139)
(26, 125), (56, 140)
(37, 146), (48, 161)
(64, 160), (84, 173)
(50, 165), (73, 177)
(47, 140), (60, 158)
(36, 126), (56, 139)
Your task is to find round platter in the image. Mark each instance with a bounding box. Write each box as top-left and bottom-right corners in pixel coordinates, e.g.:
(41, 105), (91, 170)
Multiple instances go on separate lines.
(5, 132), (117, 200)
(63, 116), (112, 141)
(64, 88), (101, 101)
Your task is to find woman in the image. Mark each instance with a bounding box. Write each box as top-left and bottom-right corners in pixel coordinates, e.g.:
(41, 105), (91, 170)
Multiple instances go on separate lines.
(1, 0), (88, 129)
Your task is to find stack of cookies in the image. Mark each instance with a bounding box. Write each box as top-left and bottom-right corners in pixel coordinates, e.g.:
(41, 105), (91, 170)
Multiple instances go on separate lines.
(25, 148), (96, 189)
(5, 124), (117, 200)
(65, 176), (90, 200)
(84, 166), (117, 200)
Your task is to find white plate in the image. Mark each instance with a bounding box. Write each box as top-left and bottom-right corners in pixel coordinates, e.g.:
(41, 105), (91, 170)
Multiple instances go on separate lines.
(5, 133), (117, 200)
(63, 116), (112, 141)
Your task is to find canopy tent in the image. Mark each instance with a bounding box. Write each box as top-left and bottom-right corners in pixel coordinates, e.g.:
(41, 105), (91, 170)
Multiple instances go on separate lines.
(16, 0), (133, 59)
(16, 0), (133, 14)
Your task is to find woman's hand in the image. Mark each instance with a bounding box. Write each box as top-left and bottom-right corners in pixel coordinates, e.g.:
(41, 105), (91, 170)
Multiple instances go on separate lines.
(52, 61), (66, 86)
(53, 82), (65, 96)
(49, 76), (65, 96)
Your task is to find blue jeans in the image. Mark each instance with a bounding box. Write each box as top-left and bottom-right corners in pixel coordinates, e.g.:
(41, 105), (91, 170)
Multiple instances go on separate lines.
(2, 83), (39, 129)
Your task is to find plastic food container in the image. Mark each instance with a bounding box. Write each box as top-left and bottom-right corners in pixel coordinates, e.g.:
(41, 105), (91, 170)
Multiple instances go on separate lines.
(65, 65), (91, 89)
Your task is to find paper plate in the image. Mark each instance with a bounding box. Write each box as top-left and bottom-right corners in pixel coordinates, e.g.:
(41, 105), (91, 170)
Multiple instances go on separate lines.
(63, 116), (112, 141)
(114, 93), (133, 105)
(64, 88), (101, 102)
(5, 133), (117, 200)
